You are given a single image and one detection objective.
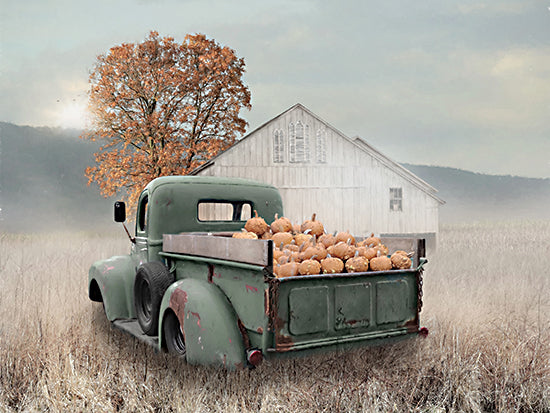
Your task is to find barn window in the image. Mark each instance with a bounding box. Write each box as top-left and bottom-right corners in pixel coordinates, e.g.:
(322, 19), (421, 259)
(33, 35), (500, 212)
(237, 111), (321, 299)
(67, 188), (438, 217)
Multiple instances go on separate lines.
(289, 121), (310, 163)
(273, 129), (285, 163)
(390, 188), (403, 212)
(316, 127), (327, 163)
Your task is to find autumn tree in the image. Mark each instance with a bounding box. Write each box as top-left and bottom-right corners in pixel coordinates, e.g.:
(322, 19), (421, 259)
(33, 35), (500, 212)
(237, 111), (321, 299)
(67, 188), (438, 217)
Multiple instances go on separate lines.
(82, 31), (251, 210)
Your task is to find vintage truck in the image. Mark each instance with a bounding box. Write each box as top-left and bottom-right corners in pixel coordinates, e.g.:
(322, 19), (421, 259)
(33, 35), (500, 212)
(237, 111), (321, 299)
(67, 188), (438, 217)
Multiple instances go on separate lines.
(88, 176), (428, 370)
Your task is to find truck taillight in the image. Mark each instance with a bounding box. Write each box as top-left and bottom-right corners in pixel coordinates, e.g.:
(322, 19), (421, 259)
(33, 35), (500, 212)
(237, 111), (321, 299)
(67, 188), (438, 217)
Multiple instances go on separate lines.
(247, 349), (263, 367)
(419, 327), (429, 337)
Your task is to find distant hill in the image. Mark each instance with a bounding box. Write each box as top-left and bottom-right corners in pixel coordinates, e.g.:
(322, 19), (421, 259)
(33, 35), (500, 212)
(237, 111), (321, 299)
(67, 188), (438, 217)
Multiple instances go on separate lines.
(1, 122), (548, 232)
(401, 163), (550, 223)
(0, 122), (116, 232)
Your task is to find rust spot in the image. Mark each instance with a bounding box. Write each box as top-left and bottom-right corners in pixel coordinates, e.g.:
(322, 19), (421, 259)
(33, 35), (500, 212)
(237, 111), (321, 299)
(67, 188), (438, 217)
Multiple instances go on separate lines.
(264, 289), (270, 316)
(275, 335), (295, 351)
(245, 284), (258, 293)
(273, 316), (295, 351)
(400, 317), (419, 333)
(237, 319), (251, 349)
(257, 327), (263, 334)
(170, 289), (188, 328)
(189, 311), (203, 330)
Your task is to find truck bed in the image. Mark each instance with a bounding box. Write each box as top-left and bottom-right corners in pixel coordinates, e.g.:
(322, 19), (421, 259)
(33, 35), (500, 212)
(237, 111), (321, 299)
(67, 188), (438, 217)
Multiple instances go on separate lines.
(161, 233), (425, 356)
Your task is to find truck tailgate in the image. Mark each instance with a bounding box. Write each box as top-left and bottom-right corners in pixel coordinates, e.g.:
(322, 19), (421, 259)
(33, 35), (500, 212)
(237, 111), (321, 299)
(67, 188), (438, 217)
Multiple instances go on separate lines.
(268, 268), (423, 352)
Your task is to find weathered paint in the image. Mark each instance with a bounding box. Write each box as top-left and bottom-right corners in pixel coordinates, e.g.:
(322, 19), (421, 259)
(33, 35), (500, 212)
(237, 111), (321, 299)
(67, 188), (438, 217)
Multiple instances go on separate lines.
(269, 267), (422, 353)
(88, 255), (137, 320)
(159, 278), (247, 369)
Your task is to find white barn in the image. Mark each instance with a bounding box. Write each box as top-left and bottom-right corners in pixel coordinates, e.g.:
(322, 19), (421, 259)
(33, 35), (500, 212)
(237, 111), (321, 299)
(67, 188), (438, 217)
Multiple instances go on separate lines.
(192, 103), (444, 247)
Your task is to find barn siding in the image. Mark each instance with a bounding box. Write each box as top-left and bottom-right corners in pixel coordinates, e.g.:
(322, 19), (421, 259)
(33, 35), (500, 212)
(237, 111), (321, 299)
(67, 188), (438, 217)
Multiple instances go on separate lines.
(195, 104), (442, 238)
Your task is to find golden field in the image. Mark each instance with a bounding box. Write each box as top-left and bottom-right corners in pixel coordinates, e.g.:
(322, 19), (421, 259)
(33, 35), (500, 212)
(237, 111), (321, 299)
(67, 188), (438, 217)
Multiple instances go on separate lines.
(0, 221), (549, 412)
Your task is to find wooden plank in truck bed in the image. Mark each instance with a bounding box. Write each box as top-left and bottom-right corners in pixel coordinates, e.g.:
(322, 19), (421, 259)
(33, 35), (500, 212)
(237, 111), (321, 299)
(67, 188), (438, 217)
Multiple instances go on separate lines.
(163, 234), (273, 267)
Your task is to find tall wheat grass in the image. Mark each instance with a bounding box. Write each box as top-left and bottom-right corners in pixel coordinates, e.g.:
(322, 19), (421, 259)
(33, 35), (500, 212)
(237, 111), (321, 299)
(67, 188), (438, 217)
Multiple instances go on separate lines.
(0, 222), (549, 412)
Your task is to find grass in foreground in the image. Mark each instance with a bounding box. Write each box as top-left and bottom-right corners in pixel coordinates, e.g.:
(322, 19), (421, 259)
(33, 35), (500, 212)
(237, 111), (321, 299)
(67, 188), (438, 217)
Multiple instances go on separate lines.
(0, 221), (549, 412)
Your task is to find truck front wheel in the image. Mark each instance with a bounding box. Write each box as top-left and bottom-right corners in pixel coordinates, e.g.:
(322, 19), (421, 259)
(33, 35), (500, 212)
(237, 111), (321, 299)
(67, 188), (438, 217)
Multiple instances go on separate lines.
(134, 262), (173, 336)
(164, 311), (187, 358)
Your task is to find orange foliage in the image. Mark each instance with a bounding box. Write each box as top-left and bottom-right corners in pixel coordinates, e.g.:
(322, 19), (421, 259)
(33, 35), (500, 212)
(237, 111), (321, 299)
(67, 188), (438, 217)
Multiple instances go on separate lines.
(81, 31), (251, 211)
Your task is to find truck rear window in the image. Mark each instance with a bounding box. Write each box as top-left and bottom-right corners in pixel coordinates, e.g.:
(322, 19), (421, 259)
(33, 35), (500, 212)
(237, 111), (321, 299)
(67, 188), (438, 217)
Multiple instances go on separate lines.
(197, 201), (252, 222)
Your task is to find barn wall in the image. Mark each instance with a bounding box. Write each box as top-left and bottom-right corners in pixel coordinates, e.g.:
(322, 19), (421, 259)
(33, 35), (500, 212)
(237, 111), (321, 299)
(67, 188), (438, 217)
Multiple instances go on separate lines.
(196, 105), (440, 238)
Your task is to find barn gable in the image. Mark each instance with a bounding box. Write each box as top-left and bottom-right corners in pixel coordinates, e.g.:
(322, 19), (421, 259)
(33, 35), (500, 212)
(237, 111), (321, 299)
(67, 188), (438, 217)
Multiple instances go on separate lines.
(192, 103), (443, 242)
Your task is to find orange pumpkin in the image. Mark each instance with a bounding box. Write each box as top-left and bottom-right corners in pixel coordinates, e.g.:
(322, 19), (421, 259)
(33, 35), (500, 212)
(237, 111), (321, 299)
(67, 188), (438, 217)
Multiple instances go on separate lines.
(370, 256), (392, 271)
(298, 259), (321, 275)
(301, 213), (325, 237)
(321, 257), (344, 274)
(245, 210), (269, 236)
(270, 213), (293, 233)
(345, 256), (369, 273)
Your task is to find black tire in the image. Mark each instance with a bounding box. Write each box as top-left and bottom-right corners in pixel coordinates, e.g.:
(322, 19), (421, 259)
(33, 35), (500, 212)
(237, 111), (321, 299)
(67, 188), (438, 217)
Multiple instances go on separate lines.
(164, 311), (187, 358)
(134, 262), (174, 336)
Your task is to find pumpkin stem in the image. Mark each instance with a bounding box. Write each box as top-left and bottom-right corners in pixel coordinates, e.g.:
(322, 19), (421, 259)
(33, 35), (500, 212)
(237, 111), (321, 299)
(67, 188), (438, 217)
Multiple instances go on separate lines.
(311, 213), (316, 222)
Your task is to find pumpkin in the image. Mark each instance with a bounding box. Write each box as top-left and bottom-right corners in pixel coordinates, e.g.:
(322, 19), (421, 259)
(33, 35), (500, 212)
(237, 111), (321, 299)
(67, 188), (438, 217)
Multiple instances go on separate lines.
(273, 248), (285, 262)
(374, 244), (389, 257)
(390, 251), (412, 269)
(284, 243), (300, 252)
(362, 233), (381, 247)
(270, 213), (293, 233)
(335, 231), (355, 245)
(345, 256), (369, 273)
(245, 210), (269, 236)
(300, 243), (328, 262)
(294, 233), (313, 249)
(359, 247), (378, 260)
(272, 232), (293, 248)
(232, 230), (258, 239)
(321, 257), (345, 274)
(298, 259), (321, 275)
(278, 262), (299, 278)
(369, 256), (392, 271)
(318, 233), (336, 248)
(301, 213), (325, 237)
(327, 242), (355, 261)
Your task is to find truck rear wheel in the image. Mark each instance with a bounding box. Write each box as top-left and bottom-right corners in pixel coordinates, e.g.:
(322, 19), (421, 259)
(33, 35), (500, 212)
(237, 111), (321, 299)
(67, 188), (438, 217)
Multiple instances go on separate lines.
(164, 311), (187, 358)
(134, 262), (174, 336)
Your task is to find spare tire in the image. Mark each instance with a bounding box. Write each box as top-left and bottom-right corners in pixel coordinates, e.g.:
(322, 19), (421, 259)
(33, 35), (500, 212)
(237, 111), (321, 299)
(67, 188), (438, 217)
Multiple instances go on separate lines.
(134, 262), (174, 336)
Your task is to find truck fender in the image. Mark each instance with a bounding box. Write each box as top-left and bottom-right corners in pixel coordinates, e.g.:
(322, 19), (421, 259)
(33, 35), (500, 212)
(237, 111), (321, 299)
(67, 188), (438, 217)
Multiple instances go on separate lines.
(159, 278), (247, 369)
(88, 255), (136, 321)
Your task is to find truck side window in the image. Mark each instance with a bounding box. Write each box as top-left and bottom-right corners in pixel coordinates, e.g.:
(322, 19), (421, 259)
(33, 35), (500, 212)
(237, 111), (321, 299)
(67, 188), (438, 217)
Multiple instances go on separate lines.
(138, 195), (148, 232)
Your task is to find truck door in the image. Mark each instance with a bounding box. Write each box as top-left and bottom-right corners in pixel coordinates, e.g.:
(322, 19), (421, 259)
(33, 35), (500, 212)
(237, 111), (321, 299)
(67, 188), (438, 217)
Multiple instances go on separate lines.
(135, 191), (149, 265)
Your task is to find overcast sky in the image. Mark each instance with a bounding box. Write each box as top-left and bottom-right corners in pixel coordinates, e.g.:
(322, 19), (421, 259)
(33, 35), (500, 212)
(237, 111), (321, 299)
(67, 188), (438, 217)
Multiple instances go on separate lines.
(1, 0), (549, 178)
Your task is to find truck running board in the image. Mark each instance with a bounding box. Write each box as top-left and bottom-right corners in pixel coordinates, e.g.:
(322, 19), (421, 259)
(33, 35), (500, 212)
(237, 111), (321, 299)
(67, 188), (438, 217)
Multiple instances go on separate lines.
(112, 319), (159, 349)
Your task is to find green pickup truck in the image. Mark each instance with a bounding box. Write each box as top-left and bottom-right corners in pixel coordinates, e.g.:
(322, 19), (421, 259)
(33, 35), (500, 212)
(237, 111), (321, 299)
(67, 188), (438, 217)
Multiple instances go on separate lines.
(88, 176), (428, 370)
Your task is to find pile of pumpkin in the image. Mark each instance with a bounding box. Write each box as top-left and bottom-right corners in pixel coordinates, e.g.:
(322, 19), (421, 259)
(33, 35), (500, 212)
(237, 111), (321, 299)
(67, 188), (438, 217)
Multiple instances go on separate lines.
(233, 212), (413, 278)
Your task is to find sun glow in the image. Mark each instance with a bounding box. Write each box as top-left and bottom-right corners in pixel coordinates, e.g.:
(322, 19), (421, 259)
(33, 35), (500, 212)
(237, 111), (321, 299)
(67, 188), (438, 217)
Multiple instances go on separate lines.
(57, 101), (88, 129)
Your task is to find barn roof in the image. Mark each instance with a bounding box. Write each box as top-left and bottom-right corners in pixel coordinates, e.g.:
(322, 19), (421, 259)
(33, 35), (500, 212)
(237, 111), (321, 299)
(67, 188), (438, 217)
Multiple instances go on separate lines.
(191, 103), (445, 205)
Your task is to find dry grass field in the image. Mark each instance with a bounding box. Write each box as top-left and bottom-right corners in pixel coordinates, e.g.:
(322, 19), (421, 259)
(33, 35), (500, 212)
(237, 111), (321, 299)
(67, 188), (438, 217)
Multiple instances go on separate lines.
(1, 221), (549, 412)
